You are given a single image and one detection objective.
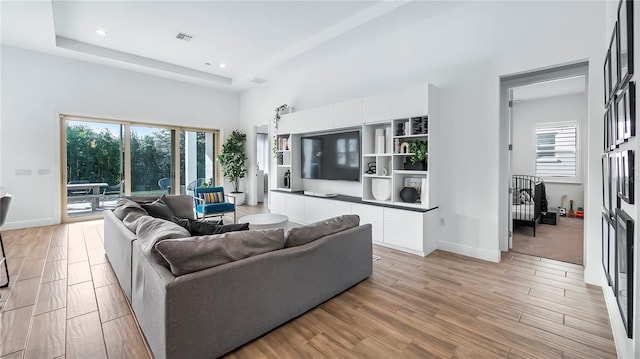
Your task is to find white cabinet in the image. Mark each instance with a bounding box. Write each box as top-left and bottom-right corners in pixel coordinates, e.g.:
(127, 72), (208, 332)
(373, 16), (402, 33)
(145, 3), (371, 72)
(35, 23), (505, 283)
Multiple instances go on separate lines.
(363, 93), (393, 123)
(279, 106), (332, 134)
(277, 112), (298, 134)
(383, 207), (425, 253)
(269, 191), (287, 215)
(305, 197), (352, 223)
(351, 203), (383, 244)
(392, 84), (429, 118)
(286, 195), (305, 224)
(270, 191), (437, 256)
(333, 99), (363, 128)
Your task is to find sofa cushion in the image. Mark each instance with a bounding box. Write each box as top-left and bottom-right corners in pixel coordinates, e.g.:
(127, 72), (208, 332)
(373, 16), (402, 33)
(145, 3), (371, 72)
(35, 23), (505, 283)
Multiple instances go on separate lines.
(162, 195), (195, 219)
(136, 216), (191, 267)
(155, 228), (285, 276)
(140, 197), (175, 221)
(112, 198), (148, 221)
(285, 214), (360, 248)
(187, 219), (249, 236)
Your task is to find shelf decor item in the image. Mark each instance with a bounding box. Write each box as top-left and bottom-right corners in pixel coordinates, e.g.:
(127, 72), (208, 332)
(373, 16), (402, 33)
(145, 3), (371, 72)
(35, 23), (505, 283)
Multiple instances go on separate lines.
(272, 104), (291, 156)
(371, 178), (391, 201)
(400, 186), (419, 203)
(385, 127), (392, 153)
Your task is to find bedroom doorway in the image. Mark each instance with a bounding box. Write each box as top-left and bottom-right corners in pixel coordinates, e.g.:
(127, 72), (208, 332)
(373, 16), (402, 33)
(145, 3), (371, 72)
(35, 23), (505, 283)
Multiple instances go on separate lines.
(499, 62), (588, 265)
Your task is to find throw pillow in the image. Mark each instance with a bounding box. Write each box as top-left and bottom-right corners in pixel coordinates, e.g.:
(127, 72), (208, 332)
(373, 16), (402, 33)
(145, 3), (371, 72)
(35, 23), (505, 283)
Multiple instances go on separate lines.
(155, 228), (285, 276)
(285, 214), (360, 248)
(198, 192), (224, 204)
(162, 195), (195, 219)
(140, 197), (175, 221)
(187, 219), (248, 236)
(136, 216), (191, 267)
(112, 198), (148, 220)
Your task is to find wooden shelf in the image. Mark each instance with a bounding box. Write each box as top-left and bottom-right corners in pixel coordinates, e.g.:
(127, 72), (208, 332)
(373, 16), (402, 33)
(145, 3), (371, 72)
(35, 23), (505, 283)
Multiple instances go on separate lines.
(393, 134), (428, 139)
(394, 170), (427, 175)
(363, 174), (392, 178)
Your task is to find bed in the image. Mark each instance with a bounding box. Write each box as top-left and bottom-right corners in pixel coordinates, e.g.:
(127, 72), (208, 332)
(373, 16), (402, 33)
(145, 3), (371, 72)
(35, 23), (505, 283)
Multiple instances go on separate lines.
(512, 175), (544, 237)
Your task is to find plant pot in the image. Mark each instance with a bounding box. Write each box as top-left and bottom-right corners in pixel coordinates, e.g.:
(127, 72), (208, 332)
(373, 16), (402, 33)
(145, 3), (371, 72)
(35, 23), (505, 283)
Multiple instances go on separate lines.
(400, 187), (419, 203)
(230, 192), (245, 206)
(403, 160), (427, 171)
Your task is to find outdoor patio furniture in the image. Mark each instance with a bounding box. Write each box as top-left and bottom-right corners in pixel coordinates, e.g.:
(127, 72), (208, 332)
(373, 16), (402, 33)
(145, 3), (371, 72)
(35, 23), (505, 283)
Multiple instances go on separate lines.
(103, 180), (124, 196)
(194, 186), (236, 223)
(158, 177), (171, 194)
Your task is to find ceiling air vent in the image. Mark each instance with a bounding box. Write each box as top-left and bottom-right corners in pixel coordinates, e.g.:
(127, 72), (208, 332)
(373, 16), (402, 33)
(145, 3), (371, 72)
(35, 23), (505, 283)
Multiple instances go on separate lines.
(251, 77), (267, 84)
(175, 32), (193, 42)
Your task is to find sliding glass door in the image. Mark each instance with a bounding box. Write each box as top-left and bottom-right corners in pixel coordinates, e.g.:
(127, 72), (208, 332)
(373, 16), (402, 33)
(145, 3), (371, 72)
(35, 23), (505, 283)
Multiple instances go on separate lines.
(180, 129), (216, 195)
(130, 125), (176, 196)
(62, 116), (219, 222)
(64, 119), (124, 219)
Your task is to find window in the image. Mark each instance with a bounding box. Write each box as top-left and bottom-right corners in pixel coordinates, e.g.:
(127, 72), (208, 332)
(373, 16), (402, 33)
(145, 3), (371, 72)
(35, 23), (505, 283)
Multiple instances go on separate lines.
(535, 123), (578, 180)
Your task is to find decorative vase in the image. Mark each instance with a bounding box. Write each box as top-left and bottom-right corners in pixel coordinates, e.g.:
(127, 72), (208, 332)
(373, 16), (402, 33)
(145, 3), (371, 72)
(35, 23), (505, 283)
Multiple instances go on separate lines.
(420, 177), (427, 205)
(376, 136), (385, 153)
(400, 186), (419, 203)
(371, 178), (391, 201)
(385, 127), (392, 153)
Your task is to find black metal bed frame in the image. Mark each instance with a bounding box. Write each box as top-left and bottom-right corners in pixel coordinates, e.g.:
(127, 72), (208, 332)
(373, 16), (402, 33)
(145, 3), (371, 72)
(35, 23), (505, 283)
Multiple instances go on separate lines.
(512, 175), (543, 237)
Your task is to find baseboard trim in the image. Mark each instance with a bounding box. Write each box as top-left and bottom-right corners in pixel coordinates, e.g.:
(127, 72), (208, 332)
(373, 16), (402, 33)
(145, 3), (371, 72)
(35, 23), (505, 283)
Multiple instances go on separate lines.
(437, 240), (501, 262)
(373, 241), (427, 257)
(3, 218), (59, 230)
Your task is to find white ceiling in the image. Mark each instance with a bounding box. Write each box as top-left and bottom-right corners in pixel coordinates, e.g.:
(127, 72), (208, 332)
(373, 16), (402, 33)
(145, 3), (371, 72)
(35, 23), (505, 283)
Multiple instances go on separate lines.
(512, 76), (586, 102)
(1, 1), (462, 92)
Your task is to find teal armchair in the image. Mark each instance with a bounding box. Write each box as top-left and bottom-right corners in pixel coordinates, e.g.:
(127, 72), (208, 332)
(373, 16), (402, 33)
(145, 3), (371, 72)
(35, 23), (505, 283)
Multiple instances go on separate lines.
(194, 187), (236, 223)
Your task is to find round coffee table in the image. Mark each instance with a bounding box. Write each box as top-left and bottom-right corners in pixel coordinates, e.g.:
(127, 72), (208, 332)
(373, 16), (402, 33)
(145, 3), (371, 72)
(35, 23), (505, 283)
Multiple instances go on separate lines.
(238, 213), (289, 230)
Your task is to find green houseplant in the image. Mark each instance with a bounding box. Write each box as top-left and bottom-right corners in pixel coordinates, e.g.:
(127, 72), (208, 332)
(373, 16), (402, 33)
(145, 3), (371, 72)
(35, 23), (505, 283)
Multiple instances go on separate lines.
(218, 129), (247, 204)
(405, 140), (428, 170)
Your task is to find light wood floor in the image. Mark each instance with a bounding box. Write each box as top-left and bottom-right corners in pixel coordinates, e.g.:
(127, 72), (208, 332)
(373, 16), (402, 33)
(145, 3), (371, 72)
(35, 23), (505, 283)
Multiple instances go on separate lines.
(0, 202), (616, 359)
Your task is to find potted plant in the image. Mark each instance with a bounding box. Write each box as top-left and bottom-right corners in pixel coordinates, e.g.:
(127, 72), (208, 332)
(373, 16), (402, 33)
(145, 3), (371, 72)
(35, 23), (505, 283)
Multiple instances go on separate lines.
(404, 140), (428, 170)
(218, 129), (247, 205)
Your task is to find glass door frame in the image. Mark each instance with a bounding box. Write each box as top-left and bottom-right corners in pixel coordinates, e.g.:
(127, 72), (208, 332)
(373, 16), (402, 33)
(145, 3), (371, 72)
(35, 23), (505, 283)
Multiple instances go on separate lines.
(60, 114), (220, 223)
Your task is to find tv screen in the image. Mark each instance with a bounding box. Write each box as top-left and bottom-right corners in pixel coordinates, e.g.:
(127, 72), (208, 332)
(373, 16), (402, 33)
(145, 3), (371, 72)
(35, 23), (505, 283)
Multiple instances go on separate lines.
(301, 130), (360, 181)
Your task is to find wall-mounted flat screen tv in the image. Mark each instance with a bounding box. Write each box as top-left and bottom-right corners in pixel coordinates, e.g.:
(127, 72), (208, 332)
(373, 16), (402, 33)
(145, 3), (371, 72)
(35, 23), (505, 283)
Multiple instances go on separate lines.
(301, 130), (360, 181)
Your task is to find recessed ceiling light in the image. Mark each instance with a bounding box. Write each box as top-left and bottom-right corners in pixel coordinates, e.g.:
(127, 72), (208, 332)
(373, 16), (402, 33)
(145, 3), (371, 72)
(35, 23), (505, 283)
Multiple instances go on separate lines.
(219, 63), (226, 69)
(96, 29), (107, 36)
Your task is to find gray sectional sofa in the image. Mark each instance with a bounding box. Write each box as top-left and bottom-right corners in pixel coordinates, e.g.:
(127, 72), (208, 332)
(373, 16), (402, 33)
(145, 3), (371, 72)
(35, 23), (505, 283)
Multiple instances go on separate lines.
(103, 195), (373, 359)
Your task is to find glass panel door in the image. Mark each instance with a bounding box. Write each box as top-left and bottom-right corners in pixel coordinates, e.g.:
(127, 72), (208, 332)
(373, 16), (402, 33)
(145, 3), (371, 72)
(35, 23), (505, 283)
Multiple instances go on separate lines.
(130, 125), (175, 196)
(180, 129), (216, 195)
(65, 119), (124, 219)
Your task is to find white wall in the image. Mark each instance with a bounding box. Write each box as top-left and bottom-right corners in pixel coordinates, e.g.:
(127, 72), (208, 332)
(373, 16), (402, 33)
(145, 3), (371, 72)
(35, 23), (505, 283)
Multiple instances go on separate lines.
(512, 93), (586, 209)
(239, 1), (605, 266)
(0, 45), (239, 229)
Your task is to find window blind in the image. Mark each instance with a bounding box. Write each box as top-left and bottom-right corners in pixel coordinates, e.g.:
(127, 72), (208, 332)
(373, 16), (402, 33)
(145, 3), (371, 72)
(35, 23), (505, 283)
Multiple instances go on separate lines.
(535, 125), (577, 178)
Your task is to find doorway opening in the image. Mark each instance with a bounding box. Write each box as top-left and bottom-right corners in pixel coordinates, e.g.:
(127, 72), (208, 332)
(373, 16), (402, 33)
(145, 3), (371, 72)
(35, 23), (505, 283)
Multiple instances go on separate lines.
(499, 62), (588, 265)
(256, 125), (270, 204)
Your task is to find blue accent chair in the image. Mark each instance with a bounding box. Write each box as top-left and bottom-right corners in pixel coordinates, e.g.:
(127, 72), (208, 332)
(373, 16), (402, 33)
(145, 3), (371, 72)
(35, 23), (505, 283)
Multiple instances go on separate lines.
(194, 186), (236, 223)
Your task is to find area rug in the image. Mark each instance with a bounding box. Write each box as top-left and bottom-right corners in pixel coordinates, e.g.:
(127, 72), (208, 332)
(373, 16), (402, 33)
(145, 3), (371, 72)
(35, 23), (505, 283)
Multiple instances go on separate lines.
(512, 216), (583, 265)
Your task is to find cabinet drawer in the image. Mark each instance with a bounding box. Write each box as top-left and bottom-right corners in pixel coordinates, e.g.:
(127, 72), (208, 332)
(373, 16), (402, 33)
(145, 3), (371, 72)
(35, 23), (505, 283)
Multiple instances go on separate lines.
(383, 208), (424, 252)
(352, 203), (383, 243)
(305, 197), (351, 223)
